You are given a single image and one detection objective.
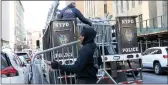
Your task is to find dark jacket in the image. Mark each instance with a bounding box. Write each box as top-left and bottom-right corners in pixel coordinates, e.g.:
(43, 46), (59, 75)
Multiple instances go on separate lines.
(51, 26), (101, 81)
(58, 3), (92, 26)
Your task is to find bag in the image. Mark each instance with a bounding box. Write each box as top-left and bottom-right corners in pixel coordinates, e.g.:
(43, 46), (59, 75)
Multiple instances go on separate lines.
(93, 47), (103, 69)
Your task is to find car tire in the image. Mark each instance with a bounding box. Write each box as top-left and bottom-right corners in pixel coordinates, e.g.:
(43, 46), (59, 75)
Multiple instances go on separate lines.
(154, 63), (163, 75)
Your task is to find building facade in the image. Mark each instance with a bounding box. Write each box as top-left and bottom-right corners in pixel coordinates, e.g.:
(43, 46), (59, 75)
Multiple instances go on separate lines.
(2, 1), (10, 47)
(15, 1), (26, 45)
(27, 31), (42, 51)
(112, 1), (168, 51)
(2, 1), (26, 51)
(65, 1), (113, 18)
(84, 1), (112, 18)
(27, 31), (33, 49)
(112, 1), (167, 28)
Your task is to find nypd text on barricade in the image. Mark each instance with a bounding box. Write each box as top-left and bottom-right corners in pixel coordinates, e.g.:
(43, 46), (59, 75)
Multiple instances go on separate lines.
(55, 22), (70, 28)
(122, 19), (135, 24)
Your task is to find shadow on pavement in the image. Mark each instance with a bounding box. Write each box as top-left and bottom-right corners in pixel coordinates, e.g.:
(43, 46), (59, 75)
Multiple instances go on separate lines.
(142, 69), (168, 76)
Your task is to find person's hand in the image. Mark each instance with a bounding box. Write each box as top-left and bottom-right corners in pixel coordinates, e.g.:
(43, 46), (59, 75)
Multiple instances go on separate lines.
(48, 65), (54, 71)
(89, 23), (92, 26)
(51, 61), (61, 69)
(44, 60), (54, 71)
(44, 60), (51, 65)
(44, 60), (61, 70)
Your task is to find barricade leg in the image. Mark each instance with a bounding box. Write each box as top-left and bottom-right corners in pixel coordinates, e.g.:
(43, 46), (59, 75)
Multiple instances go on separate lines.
(97, 40), (117, 84)
(139, 59), (143, 84)
(127, 60), (136, 80)
(52, 51), (58, 84)
(116, 61), (127, 83)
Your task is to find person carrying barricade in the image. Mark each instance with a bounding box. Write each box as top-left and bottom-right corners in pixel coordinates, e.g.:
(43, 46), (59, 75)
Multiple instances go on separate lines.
(45, 26), (102, 84)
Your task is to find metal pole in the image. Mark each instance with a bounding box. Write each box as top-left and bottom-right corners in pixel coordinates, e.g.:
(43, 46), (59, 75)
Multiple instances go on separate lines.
(140, 40), (143, 53)
(104, 69), (117, 84)
(102, 40), (106, 70)
(158, 38), (161, 47)
(31, 40), (80, 63)
(145, 40), (148, 49)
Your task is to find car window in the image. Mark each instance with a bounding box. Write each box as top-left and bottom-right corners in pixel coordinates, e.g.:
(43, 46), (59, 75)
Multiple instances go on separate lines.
(142, 49), (153, 55)
(13, 54), (22, 67)
(1, 53), (9, 70)
(19, 56), (27, 64)
(16, 53), (29, 59)
(166, 48), (168, 54)
(151, 49), (162, 54)
(23, 54), (29, 59)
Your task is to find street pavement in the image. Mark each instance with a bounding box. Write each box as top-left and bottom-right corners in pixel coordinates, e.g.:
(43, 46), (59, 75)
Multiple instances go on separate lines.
(142, 69), (168, 84)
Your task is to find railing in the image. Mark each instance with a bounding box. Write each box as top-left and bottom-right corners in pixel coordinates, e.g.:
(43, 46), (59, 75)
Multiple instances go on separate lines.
(137, 14), (168, 36)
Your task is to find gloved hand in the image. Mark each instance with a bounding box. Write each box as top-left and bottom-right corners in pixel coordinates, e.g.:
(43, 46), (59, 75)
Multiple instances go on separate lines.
(89, 23), (92, 26)
(44, 60), (61, 70)
(51, 61), (61, 69)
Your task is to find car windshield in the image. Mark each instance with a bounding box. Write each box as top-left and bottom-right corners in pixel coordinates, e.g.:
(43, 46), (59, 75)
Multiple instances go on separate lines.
(16, 53), (29, 59)
(1, 53), (8, 70)
(19, 56), (27, 64)
(166, 48), (168, 54)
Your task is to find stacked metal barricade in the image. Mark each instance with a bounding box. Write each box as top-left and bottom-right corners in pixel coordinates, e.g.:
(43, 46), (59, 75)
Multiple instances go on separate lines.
(29, 19), (143, 84)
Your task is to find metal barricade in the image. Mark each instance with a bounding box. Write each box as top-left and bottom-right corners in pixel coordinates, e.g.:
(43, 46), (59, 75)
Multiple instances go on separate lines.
(29, 40), (117, 84)
(29, 19), (142, 84)
(77, 20), (143, 84)
(30, 40), (80, 84)
(29, 21), (118, 84)
(77, 20), (118, 55)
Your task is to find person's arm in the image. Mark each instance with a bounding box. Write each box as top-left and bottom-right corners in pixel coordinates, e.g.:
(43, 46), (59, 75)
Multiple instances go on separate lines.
(51, 47), (91, 73)
(57, 11), (63, 19)
(75, 8), (92, 26)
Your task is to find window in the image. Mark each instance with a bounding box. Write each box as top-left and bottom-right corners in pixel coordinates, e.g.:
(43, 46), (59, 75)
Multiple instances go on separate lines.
(93, 2), (95, 17)
(166, 48), (168, 54)
(116, 1), (119, 14)
(127, 1), (129, 10)
(151, 49), (162, 54)
(104, 0), (107, 4)
(139, 0), (142, 4)
(1, 53), (9, 70)
(13, 54), (22, 67)
(104, 4), (107, 13)
(121, 0), (123, 12)
(138, 14), (143, 28)
(142, 49), (153, 55)
(132, 0), (135, 8)
(16, 53), (29, 59)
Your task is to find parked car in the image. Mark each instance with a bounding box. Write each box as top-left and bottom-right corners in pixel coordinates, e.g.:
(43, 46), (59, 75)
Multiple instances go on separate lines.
(141, 47), (168, 75)
(18, 56), (30, 84)
(1, 48), (29, 84)
(15, 52), (31, 63)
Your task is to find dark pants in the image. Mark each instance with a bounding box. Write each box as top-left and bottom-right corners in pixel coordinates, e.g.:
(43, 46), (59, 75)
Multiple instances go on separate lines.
(76, 79), (97, 84)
